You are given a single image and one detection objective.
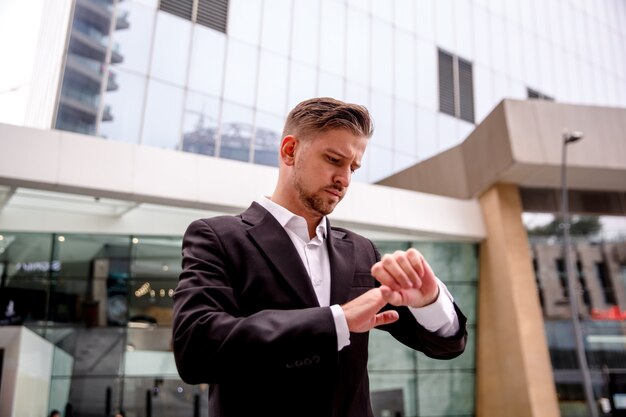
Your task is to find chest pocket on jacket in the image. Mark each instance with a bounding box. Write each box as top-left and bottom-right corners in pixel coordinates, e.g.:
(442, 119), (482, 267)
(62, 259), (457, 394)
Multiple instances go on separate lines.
(349, 272), (376, 298)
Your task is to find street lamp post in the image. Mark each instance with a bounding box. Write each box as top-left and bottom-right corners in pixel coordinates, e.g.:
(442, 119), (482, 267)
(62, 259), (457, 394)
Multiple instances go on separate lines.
(561, 130), (598, 417)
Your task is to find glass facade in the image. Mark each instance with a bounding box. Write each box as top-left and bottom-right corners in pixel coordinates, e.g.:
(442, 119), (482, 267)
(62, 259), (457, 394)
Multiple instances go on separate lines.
(52, 0), (626, 183)
(0, 231), (478, 417)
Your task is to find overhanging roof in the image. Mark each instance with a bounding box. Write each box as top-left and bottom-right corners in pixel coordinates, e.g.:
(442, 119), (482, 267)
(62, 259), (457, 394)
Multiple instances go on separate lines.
(378, 100), (626, 203)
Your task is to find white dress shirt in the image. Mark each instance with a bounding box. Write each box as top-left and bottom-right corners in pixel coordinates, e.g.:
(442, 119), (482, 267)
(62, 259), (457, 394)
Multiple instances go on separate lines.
(257, 197), (459, 351)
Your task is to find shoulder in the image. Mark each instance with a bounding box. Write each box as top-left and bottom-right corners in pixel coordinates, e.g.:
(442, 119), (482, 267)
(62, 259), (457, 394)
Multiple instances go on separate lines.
(330, 225), (379, 256)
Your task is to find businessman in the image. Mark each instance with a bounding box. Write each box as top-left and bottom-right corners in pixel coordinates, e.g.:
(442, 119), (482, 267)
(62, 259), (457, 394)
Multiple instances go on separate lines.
(172, 97), (467, 417)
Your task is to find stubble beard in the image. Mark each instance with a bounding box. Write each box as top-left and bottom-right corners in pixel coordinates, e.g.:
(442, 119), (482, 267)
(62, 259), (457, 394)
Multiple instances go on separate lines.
(293, 172), (342, 217)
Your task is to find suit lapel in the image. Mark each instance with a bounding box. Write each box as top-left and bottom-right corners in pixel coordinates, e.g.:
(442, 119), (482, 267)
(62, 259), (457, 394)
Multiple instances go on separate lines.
(327, 220), (355, 305)
(243, 203), (320, 307)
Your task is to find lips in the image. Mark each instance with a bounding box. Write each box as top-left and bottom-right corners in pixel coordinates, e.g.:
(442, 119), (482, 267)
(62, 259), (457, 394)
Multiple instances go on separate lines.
(325, 187), (344, 199)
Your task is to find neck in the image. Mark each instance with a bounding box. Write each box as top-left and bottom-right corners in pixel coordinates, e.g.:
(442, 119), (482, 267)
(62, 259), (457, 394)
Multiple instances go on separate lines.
(268, 193), (323, 239)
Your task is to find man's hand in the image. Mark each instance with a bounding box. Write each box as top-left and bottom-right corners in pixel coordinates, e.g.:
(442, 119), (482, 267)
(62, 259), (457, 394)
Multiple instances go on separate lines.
(341, 288), (399, 333)
(371, 248), (439, 308)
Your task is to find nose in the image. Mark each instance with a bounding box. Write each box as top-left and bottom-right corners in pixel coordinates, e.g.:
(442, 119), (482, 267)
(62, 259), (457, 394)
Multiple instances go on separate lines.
(333, 166), (351, 188)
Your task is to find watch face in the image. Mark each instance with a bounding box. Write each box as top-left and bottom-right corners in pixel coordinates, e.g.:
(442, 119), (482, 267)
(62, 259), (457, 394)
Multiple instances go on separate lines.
(107, 295), (128, 324)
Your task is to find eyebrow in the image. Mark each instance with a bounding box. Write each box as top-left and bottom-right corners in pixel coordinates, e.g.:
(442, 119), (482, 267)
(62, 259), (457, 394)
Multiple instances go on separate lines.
(326, 149), (361, 169)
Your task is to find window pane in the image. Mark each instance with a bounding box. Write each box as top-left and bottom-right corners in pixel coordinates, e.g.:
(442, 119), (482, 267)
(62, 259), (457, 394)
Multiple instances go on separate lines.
(223, 39), (258, 106)
(291, 0), (319, 66)
(418, 371), (475, 416)
(114, 0), (155, 74)
(219, 101), (253, 162)
(150, 11), (191, 86)
(188, 25), (226, 97)
(318, 71), (344, 101)
(394, 98), (416, 156)
(181, 92), (220, 156)
(100, 68), (146, 143)
(141, 79), (185, 149)
(346, 9), (370, 86)
(319, 0), (346, 76)
(394, 30), (415, 102)
(253, 111), (283, 167)
(260, 0), (291, 56)
(371, 19), (393, 94)
(257, 50), (288, 115)
(227, 0), (262, 45)
(287, 62), (316, 111)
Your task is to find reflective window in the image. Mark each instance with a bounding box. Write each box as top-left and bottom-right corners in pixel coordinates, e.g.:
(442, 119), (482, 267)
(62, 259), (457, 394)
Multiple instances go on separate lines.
(113, 0), (156, 75)
(291, 0), (319, 66)
(141, 79), (185, 149)
(257, 50), (288, 115)
(227, 0), (262, 45)
(394, 0), (415, 32)
(181, 92), (220, 156)
(416, 108), (438, 160)
(416, 38), (437, 111)
(415, 0), (435, 41)
(394, 30), (415, 102)
(318, 71), (344, 101)
(150, 11), (192, 86)
(319, 0), (346, 76)
(219, 101), (253, 162)
(369, 91), (393, 148)
(367, 144), (393, 183)
(394, 98), (416, 156)
(287, 61), (317, 111)
(253, 111), (283, 167)
(99, 68), (146, 143)
(371, 19), (393, 95)
(260, 0), (291, 56)
(223, 39), (258, 106)
(346, 9), (370, 86)
(188, 25), (226, 97)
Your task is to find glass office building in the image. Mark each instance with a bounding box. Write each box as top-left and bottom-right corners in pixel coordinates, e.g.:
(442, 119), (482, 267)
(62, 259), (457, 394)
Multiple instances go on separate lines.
(1, 0), (625, 416)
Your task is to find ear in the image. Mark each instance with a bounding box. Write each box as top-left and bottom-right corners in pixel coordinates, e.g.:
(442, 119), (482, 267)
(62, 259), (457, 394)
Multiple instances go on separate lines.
(280, 135), (298, 166)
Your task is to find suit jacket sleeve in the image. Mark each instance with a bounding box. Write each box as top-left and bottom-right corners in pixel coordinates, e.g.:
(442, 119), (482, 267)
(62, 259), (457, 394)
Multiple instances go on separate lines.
(172, 218), (338, 385)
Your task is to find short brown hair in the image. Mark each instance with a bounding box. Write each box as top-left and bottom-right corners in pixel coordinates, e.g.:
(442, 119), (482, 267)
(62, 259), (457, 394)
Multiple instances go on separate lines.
(282, 97), (374, 140)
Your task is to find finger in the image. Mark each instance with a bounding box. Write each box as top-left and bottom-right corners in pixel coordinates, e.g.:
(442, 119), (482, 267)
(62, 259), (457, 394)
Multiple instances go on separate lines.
(380, 285), (403, 306)
(380, 254), (413, 288)
(393, 251), (421, 288)
(374, 310), (399, 327)
(371, 263), (402, 290)
(407, 248), (425, 277)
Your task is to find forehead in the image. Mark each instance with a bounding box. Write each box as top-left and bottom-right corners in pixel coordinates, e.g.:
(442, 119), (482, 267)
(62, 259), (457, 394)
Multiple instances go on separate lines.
(306, 128), (368, 153)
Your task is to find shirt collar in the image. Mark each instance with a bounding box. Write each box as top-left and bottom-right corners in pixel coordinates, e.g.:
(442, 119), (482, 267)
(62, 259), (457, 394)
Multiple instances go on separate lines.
(257, 196), (327, 242)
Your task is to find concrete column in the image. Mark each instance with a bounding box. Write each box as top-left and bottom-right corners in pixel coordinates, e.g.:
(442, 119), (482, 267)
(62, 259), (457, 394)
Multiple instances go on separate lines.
(477, 183), (559, 417)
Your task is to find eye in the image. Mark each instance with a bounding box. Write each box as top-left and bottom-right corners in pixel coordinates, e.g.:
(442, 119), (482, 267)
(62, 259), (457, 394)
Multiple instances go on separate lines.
(326, 155), (340, 164)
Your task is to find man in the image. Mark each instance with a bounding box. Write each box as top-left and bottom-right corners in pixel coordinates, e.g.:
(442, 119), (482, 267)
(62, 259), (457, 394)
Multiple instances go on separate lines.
(172, 97), (467, 417)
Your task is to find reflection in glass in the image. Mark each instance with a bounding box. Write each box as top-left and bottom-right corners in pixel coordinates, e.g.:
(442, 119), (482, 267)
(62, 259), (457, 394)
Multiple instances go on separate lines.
(150, 11), (191, 86)
(319, 0), (346, 76)
(346, 9), (370, 86)
(418, 371), (475, 416)
(113, 0), (155, 74)
(181, 92), (220, 157)
(260, 0), (291, 55)
(394, 98), (417, 156)
(254, 111), (283, 167)
(371, 19), (393, 94)
(257, 50), (288, 115)
(287, 62), (317, 110)
(99, 68), (146, 143)
(227, 0), (262, 45)
(223, 39), (258, 106)
(291, 0), (319, 66)
(188, 25), (226, 97)
(219, 101), (254, 162)
(141, 80), (185, 149)
(318, 71), (344, 101)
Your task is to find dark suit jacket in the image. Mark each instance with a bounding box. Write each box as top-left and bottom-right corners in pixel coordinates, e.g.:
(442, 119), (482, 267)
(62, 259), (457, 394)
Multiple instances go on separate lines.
(172, 202), (467, 417)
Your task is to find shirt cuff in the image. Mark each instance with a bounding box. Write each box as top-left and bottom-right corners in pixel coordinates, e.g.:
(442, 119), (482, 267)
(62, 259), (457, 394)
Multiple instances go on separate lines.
(330, 304), (350, 351)
(409, 278), (460, 337)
